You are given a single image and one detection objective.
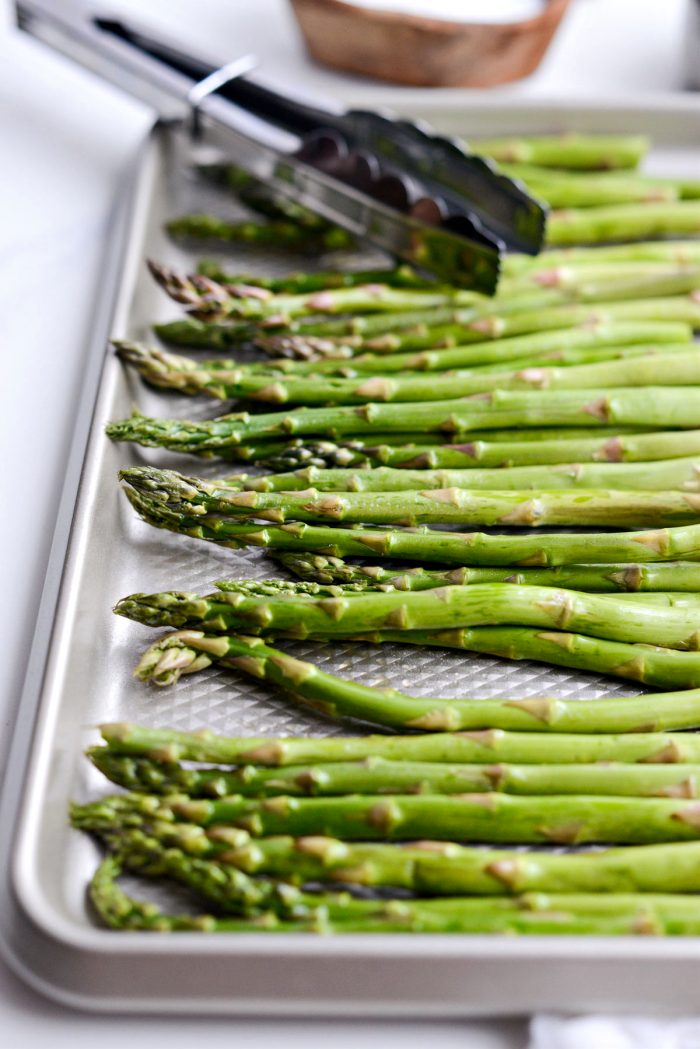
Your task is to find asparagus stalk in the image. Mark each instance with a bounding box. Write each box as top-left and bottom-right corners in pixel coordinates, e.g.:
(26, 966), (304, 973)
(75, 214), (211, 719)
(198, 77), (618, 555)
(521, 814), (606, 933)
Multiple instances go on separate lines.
(501, 164), (700, 203)
(87, 854), (329, 933)
(230, 457), (700, 493)
(108, 424), (700, 472)
(99, 790), (700, 844)
(80, 819), (700, 930)
(114, 581), (700, 650)
(165, 273), (700, 348)
(111, 387), (700, 444)
(189, 267), (700, 327)
(131, 625), (700, 734)
(503, 241), (700, 276)
(471, 134), (649, 170)
(98, 721), (700, 766)
(244, 430), (700, 472)
(547, 202), (700, 246)
(155, 259), (699, 325)
(77, 805), (700, 897)
(134, 619), (700, 692)
(88, 851), (700, 936)
(120, 466), (700, 529)
(196, 260), (429, 294)
(132, 629), (700, 719)
(150, 264), (482, 321)
(497, 165), (679, 207)
(97, 821), (700, 898)
(116, 342), (700, 406)
(242, 323), (694, 376)
(122, 489), (700, 566)
(123, 828), (700, 897)
(75, 797), (700, 897)
(362, 627), (700, 691)
(106, 410), (677, 467)
(274, 553), (700, 594)
(166, 214), (353, 252)
(155, 295), (700, 353)
(87, 749), (700, 799)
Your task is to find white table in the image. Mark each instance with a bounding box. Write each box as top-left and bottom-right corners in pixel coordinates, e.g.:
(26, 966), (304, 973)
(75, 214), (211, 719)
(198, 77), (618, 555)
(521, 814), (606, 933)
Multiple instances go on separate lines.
(0, 0), (690, 1043)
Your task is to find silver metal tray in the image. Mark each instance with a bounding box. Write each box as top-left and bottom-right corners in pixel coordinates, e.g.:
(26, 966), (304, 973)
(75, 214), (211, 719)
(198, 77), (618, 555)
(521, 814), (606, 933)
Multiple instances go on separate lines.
(3, 96), (700, 1016)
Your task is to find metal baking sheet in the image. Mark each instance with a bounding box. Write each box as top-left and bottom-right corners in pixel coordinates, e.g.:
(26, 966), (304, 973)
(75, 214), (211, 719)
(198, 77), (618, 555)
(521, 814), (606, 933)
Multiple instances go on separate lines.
(2, 96), (700, 1015)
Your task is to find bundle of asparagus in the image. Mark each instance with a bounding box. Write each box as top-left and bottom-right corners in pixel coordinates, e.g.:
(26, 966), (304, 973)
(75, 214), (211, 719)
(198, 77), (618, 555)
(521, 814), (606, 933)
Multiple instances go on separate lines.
(92, 132), (700, 937)
(74, 712), (700, 935)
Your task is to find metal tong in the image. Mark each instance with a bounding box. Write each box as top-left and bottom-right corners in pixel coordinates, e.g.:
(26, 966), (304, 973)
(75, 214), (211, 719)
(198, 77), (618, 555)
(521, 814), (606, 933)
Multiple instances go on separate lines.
(16, 0), (546, 291)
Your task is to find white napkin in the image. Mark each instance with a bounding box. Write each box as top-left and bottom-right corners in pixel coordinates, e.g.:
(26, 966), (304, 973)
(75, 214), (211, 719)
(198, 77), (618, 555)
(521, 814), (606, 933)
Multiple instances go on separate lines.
(530, 1014), (700, 1049)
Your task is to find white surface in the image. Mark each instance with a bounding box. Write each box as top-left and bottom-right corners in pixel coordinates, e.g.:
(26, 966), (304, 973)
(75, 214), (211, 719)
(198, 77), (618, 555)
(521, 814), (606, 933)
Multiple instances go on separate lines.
(342, 0), (546, 23)
(0, 0), (691, 1044)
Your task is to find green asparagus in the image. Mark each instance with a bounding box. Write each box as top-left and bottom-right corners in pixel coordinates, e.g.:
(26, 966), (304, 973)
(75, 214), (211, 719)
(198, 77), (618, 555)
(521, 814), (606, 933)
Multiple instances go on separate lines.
(120, 466), (700, 529)
(90, 851), (700, 935)
(471, 134), (649, 170)
(116, 342), (700, 406)
(274, 553), (700, 593)
(88, 749), (700, 799)
(228, 457), (700, 493)
(114, 580), (700, 649)
(134, 621), (700, 692)
(89, 789), (700, 844)
(131, 630), (700, 733)
(97, 721), (700, 767)
(122, 489), (700, 566)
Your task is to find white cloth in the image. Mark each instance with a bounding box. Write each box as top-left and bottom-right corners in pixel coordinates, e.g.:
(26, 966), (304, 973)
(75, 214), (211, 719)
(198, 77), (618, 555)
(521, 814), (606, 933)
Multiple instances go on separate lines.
(531, 1015), (700, 1049)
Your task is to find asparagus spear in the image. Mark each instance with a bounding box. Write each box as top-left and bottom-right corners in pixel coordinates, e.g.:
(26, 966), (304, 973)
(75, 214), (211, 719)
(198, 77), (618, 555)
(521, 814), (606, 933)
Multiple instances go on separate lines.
(229, 457), (700, 493)
(111, 387), (700, 444)
(134, 620), (700, 692)
(150, 263), (482, 321)
(80, 819), (700, 929)
(94, 790), (700, 844)
(497, 165), (679, 207)
(114, 581), (700, 649)
(120, 466), (700, 529)
(155, 259), (699, 325)
(87, 854), (328, 933)
(155, 295), (700, 353)
(240, 323), (694, 376)
(121, 828), (700, 896)
(166, 214), (353, 252)
(164, 273), (700, 349)
(274, 553), (700, 594)
(88, 749), (700, 799)
(245, 430), (700, 472)
(122, 489), (700, 566)
(547, 202), (700, 246)
(183, 266), (700, 327)
(471, 134), (649, 170)
(116, 342), (700, 406)
(98, 721), (700, 766)
(213, 576), (700, 603)
(106, 410), (676, 467)
(500, 164), (700, 204)
(76, 805), (700, 896)
(503, 241), (700, 276)
(196, 260), (429, 294)
(97, 822), (700, 898)
(89, 852), (700, 936)
(131, 625), (700, 725)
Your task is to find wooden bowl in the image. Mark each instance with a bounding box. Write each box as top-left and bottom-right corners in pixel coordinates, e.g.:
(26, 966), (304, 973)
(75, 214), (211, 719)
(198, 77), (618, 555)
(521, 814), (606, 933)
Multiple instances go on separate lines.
(288, 0), (572, 87)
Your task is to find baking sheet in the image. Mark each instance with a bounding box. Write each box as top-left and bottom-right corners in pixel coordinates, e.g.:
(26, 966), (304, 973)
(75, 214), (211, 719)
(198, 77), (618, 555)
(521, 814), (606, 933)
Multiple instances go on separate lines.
(3, 96), (700, 1015)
